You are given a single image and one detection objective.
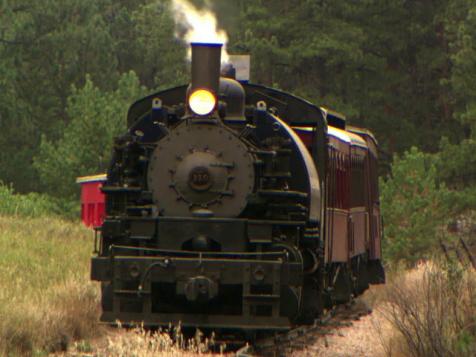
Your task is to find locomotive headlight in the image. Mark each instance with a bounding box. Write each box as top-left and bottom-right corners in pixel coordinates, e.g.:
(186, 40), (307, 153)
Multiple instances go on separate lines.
(189, 89), (216, 116)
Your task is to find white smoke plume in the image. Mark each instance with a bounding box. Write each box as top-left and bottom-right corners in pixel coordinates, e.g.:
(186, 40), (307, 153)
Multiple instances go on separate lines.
(170, 0), (229, 63)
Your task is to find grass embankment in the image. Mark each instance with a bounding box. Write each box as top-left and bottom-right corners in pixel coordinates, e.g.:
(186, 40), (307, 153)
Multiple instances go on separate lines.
(0, 215), (99, 356)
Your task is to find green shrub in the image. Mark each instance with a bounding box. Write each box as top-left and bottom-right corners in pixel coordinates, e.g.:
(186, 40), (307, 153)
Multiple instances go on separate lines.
(0, 183), (58, 217)
(380, 147), (455, 265)
(34, 72), (146, 200)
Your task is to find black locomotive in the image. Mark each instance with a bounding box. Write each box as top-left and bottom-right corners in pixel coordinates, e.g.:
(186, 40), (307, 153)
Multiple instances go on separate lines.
(91, 43), (385, 331)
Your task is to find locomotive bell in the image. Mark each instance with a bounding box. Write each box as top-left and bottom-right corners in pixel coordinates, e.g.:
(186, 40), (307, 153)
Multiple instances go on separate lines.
(188, 43), (222, 116)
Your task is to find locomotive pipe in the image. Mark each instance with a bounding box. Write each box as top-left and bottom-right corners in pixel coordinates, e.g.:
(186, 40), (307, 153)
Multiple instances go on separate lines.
(191, 42), (222, 95)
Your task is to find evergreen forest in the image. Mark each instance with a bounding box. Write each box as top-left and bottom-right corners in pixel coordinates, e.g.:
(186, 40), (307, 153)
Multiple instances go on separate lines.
(1, 0), (475, 264)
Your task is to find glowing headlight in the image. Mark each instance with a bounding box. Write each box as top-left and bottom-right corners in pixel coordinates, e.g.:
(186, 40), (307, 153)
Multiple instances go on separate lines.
(189, 89), (216, 116)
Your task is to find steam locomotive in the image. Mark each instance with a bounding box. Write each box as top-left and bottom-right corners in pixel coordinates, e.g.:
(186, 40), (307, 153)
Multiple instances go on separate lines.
(90, 43), (385, 331)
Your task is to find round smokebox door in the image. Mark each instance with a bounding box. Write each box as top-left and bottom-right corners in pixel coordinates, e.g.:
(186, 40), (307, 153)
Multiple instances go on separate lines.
(147, 123), (255, 217)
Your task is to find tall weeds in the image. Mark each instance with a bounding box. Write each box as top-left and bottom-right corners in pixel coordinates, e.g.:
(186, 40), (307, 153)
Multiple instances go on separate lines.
(380, 262), (476, 357)
(96, 325), (217, 357)
(0, 216), (100, 356)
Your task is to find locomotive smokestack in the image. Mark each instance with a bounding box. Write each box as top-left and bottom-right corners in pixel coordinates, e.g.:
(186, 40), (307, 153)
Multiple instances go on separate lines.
(191, 42), (222, 95)
(187, 43), (222, 116)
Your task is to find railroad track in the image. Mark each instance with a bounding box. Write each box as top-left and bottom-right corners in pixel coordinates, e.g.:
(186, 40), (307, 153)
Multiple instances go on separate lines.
(234, 299), (372, 357)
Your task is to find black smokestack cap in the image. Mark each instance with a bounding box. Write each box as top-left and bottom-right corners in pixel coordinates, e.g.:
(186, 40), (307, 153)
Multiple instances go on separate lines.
(191, 42), (222, 95)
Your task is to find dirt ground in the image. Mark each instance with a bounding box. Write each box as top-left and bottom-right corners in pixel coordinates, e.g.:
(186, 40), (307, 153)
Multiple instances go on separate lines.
(289, 305), (392, 357)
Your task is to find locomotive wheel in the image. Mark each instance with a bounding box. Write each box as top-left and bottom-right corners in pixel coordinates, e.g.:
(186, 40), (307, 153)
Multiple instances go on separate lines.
(280, 286), (301, 321)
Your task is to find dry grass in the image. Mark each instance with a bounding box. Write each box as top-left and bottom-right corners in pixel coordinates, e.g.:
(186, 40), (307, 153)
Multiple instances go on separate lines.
(376, 261), (476, 357)
(0, 215), (219, 357)
(65, 325), (222, 357)
(0, 215), (100, 356)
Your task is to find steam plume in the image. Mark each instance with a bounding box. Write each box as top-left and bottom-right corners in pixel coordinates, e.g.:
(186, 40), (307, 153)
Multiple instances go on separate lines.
(171, 0), (229, 63)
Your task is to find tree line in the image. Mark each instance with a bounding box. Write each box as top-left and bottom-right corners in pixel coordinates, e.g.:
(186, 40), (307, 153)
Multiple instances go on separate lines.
(0, 0), (475, 262)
